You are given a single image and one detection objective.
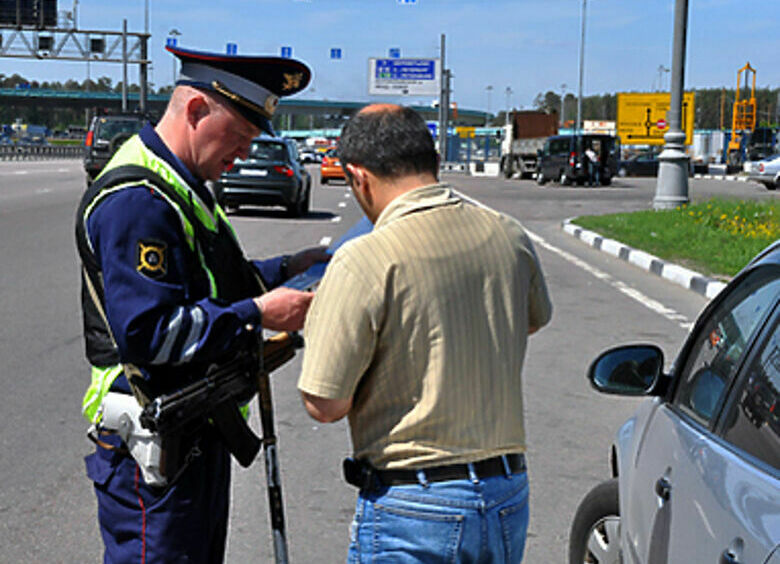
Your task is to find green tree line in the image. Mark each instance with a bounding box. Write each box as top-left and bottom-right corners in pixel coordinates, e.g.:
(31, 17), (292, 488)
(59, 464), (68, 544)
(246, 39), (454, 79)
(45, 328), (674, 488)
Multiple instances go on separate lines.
(519, 87), (780, 130)
(0, 73), (172, 131)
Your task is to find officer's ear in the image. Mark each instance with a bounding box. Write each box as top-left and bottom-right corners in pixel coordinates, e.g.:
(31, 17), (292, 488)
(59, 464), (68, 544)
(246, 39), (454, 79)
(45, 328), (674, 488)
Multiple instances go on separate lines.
(186, 94), (211, 129)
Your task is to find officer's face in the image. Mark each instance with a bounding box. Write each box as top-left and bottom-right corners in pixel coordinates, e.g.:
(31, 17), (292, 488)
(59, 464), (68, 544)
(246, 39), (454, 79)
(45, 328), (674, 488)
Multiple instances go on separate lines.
(193, 98), (260, 181)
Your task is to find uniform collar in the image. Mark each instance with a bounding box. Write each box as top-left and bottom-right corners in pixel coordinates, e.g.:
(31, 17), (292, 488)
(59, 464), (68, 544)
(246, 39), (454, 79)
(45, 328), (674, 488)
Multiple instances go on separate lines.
(374, 183), (460, 230)
(139, 123), (215, 208)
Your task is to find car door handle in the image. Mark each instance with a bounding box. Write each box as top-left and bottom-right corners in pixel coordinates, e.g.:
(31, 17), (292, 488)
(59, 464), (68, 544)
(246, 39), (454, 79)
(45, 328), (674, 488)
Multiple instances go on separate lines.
(654, 476), (671, 501)
(719, 537), (744, 564)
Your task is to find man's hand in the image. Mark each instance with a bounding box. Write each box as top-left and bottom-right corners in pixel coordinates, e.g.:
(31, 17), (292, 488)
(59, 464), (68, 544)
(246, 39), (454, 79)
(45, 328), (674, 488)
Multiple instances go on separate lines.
(287, 246), (331, 277)
(254, 287), (314, 331)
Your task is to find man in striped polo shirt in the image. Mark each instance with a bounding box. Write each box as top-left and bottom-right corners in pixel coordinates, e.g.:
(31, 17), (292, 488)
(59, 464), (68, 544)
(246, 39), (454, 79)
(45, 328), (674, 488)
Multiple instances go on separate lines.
(298, 104), (552, 563)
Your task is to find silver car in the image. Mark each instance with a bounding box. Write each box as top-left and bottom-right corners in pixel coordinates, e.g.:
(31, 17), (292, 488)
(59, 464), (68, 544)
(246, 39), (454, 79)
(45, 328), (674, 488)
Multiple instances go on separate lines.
(569, 241), (780, 564)
(746, 154), (780, 190)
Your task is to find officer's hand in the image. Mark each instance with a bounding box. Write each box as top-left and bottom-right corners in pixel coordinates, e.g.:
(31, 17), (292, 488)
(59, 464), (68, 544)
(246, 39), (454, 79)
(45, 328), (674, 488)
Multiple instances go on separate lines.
(254, 287), (314, 331)
(287, 246), (331, 277)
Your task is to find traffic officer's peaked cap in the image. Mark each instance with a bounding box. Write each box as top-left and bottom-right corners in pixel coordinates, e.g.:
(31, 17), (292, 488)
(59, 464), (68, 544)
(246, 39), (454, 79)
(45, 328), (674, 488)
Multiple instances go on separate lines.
(166, 45), (312, 135)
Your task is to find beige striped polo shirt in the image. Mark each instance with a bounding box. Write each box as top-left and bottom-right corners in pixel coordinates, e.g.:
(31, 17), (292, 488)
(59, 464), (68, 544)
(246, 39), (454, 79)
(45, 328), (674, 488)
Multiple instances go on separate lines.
(298, 183), (552, 469)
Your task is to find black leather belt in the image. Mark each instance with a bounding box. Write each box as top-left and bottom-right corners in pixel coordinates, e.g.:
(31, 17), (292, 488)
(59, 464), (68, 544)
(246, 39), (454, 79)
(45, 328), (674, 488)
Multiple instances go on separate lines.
(343, 453), (526, 491)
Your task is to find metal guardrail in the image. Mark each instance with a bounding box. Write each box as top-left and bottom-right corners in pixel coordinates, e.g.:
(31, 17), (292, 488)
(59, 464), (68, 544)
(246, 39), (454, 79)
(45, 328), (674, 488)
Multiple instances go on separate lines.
(0, 144), (84, 161)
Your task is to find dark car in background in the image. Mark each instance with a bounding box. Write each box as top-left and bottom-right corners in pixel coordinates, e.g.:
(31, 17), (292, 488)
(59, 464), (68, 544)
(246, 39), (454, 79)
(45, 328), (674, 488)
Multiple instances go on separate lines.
(536, 134), (620, 186)
(214, 136), (311, 217)
(83, 114), (146, 184)
(569, 241), (780, 563)
(618, 152), (660, 177)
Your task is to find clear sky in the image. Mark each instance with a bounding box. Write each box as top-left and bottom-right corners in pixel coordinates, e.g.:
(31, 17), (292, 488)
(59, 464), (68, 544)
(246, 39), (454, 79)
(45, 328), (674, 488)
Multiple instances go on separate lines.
(2, 0), (778, 114)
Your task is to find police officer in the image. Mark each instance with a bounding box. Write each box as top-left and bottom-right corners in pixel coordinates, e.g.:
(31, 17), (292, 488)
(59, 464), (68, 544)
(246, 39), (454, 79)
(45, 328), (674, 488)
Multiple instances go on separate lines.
(76, 45), (324, 562)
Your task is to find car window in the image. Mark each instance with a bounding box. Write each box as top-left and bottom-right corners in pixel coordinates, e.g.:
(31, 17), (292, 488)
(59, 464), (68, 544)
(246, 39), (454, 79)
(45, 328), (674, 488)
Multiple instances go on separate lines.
(721, 314), (780, 470)
(249, 141), (287, 162)
(674, 267), (780, 426)
(95, 118), (143, 142)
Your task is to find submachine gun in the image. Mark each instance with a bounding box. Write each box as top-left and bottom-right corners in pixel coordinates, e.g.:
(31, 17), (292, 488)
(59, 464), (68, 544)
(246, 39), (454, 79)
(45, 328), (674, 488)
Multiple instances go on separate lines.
(136, 330), (301, 564)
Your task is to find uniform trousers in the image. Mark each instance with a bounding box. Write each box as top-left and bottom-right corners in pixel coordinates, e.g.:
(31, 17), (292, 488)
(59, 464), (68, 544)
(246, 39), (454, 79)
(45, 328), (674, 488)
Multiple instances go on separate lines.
(347, 470), (529, 563)
(84, 428), (230, 563)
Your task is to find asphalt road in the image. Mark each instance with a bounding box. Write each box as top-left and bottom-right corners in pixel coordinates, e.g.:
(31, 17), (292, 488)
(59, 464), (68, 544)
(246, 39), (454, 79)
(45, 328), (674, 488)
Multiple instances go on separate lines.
(0, 160), (774, 562)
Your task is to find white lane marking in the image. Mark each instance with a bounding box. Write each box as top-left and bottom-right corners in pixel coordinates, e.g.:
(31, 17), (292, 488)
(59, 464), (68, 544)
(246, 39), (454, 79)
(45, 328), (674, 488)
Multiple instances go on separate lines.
(14, 170), (29, 175)
(57, 168), (68, 172)
(344, 193), (350, 198)
(35, 188), (52, 194)
(528, 231), (692, 330)
(452, 188), (693, 330)
(338, 202), (347, 208)
(319, 237), (332, 246)
(331, 216), (342, 223)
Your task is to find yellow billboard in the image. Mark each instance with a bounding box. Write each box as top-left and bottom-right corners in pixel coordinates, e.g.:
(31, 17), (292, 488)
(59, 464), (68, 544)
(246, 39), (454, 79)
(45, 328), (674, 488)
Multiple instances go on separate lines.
(617, 92), (695, 146)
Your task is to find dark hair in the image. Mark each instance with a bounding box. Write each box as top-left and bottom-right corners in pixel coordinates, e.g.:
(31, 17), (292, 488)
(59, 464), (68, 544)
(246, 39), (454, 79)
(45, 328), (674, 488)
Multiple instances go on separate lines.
(338, 105), (438, 180)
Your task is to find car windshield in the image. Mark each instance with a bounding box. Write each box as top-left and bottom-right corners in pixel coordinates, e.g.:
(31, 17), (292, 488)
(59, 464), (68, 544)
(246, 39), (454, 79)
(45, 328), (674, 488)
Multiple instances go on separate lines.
(96, 118), (143, 142)
(325, 149), (338, 158)
(249, 141), (287, 162)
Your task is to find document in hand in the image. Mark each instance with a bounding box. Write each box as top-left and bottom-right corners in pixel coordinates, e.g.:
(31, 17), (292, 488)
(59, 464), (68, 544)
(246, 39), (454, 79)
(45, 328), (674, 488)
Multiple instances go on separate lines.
(283, 215), (373, 291)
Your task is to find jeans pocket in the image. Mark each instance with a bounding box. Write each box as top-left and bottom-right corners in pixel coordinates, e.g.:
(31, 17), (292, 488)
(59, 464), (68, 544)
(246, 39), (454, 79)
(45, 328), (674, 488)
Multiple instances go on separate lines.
(498, 494), (529, 564)
(372, 503), (464, 564)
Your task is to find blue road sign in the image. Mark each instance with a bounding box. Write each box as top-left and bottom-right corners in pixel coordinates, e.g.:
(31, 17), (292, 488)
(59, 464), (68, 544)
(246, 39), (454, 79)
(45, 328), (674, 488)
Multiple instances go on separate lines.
(375, 58), (435, 80)
(280, 46), (292, 58)
(389, 48), (401, 58)
(226, 43), (238, 55)
(397, 0), (417, 4)
(166, 37), (177, 48)
(427, 122), (437, 138)
(330, 48), (342, 60)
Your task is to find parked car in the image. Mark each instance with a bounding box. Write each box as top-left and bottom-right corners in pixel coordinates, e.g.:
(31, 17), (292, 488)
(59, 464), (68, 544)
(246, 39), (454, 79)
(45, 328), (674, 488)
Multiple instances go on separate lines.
(83, 114), (147, 184)
(618, 152), (660, 177)
(214, 136), (311, 217)
(536, 134), (620, 186)
(320, 147), (346, 184)
(745, 153), (780, 190)
(569, 241), (780, 564)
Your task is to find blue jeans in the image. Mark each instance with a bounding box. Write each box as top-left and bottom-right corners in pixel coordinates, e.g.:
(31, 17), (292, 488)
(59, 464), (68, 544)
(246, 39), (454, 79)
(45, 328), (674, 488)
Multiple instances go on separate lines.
(347, 470), (529, 563)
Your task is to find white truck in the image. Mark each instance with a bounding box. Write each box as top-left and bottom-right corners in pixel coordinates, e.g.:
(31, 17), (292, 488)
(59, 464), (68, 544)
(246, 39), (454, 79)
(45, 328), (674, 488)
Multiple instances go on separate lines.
(500, 110), (559, 179)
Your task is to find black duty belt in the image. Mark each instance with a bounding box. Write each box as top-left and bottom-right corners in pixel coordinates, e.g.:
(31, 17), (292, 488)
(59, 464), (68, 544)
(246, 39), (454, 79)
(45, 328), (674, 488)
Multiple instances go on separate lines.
(343, 453), (526, 491)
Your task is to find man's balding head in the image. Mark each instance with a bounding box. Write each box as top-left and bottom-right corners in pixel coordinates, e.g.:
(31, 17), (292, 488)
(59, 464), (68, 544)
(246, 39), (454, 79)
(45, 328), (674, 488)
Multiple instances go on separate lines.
(338, 104), (438, 181)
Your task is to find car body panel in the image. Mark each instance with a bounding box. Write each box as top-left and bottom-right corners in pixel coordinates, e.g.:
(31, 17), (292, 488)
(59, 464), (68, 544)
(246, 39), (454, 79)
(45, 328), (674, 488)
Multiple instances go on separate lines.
(619, 153), (660, 177)
(746, 154), (780, 190)
(582, 242), (780, 564)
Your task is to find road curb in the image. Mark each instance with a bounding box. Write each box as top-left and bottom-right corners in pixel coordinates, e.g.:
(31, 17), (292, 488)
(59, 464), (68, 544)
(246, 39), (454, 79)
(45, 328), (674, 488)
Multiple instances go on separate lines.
(561, 219), (727, 299)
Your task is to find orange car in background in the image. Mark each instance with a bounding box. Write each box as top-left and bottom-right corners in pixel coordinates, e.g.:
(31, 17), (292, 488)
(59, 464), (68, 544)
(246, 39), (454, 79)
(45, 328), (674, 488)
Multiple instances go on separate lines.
(320, 147), (346, 184)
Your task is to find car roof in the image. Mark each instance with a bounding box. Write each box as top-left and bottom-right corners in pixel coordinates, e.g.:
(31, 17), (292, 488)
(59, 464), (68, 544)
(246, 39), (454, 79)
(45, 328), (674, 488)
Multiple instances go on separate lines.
(252, 136), (289, 143)
(746, 240), (780, 269)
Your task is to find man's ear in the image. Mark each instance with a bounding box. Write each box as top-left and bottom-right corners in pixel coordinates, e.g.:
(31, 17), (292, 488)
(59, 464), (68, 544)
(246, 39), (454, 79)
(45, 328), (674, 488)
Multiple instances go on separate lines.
(186, 94), (210, 129)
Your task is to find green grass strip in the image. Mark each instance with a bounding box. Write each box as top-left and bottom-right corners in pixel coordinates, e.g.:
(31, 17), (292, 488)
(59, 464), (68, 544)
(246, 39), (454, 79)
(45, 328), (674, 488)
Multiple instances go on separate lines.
(573, 198), (780, 279)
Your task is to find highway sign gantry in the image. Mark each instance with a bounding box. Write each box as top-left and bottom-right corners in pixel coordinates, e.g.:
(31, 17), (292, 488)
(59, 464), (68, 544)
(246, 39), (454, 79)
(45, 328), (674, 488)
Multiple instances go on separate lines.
(617, 92), (695, 146)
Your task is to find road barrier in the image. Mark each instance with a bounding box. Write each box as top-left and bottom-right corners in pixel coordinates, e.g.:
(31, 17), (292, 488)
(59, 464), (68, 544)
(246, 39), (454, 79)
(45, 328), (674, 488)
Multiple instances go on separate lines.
(0, 144), (84, 161)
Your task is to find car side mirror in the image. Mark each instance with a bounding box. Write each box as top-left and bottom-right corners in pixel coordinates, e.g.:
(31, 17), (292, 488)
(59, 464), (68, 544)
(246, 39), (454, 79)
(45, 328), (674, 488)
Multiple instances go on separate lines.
(588, 344), (664, 396)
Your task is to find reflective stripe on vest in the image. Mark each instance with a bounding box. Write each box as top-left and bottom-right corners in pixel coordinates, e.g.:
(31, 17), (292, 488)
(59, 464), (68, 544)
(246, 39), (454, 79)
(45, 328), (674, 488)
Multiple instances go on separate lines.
(80, 134), (241, 423)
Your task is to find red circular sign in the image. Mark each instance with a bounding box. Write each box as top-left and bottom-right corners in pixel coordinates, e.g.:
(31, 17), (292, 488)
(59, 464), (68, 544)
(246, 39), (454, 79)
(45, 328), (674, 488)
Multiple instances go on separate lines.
(656, 119), (668, 130)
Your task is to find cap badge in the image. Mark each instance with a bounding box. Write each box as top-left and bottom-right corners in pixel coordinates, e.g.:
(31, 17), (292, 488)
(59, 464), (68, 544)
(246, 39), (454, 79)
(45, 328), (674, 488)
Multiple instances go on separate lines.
(282, 72), (304, 92)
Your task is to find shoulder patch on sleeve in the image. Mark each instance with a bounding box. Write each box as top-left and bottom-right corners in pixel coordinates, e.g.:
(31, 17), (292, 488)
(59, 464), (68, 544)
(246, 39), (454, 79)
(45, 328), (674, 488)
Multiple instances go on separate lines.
(136, 239), (168, 279)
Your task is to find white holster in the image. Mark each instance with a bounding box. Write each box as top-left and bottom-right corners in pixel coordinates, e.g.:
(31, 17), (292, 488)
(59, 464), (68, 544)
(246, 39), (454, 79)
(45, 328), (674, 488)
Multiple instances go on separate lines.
(96, 392), (167, 487)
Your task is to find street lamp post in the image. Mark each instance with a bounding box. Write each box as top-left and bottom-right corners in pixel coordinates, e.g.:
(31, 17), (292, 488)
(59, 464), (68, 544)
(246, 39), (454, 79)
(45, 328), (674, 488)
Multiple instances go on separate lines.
(505, 86), (513, 125)
(168, 28), (182, 85)
(576, 0), (587, 135)
(559, 83), (567, 129)
(485, 85), (493, 126)
(653, 0), (690, 210)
